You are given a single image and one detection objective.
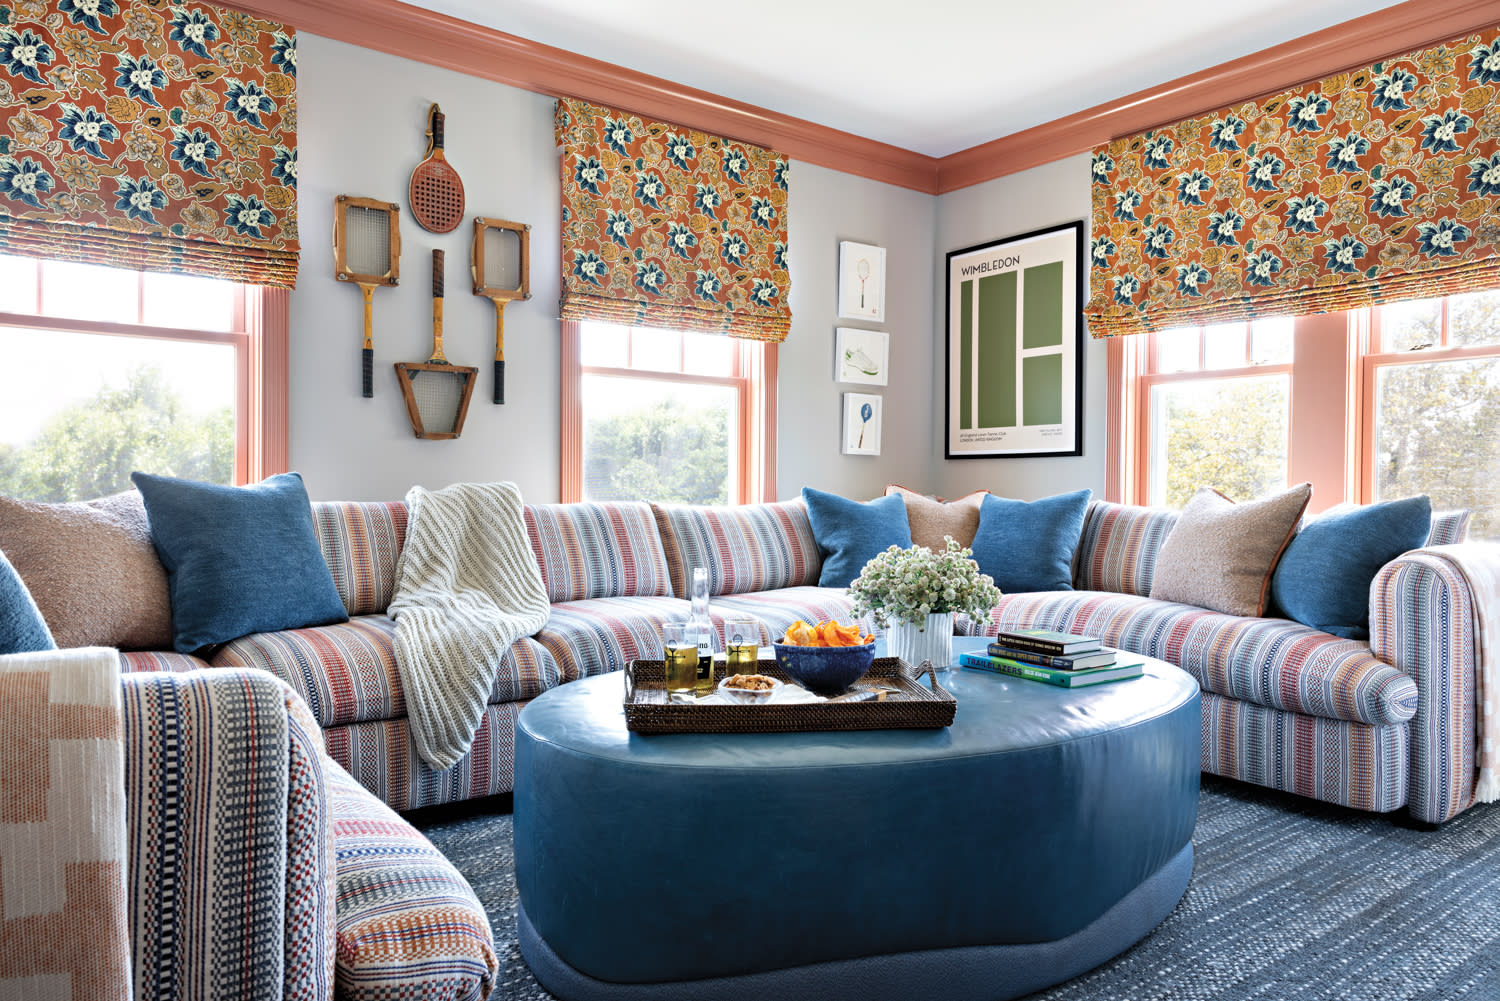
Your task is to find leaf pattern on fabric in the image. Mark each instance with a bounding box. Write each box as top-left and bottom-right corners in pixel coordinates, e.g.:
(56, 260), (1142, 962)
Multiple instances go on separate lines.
(555, 97), (791, 342)
(0, 1), (297, 287)
(1087, 25), (1500, 337)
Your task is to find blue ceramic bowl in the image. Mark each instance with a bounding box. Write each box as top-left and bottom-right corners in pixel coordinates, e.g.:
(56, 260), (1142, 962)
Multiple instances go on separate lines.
(772, 641), (875, 695)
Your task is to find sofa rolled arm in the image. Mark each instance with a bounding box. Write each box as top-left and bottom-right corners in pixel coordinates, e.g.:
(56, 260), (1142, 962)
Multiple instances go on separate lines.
(122, 668), (336, 1000)
(1370, 542), (1500, 824)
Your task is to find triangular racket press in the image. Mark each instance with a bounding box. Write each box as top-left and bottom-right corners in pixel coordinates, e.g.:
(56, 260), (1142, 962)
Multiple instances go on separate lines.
(395, 249), (476, 440)
(470, 217), (531, 404)
(333, 196), (401, 397)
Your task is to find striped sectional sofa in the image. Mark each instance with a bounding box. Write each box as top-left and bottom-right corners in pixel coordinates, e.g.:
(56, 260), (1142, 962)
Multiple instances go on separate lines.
(122, 495), (1496, 828)
(123, 499), (855, 812)
(960, 501), (1495, 826)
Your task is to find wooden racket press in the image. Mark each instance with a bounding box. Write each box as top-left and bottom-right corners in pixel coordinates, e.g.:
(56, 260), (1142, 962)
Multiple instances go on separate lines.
(471, 217), (531, 405)
(395, 249), (476, 440)
(333, 196), (401, 397)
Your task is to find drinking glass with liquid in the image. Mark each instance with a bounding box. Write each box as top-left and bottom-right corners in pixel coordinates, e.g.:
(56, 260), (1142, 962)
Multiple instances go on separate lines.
(661, 622), (700, 694)
(724, 617), (761, 675)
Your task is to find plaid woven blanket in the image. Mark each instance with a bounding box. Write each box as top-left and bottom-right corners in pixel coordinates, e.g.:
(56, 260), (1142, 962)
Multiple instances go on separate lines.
(0, 646), (130, 1000)
(388, 481), (550, 770)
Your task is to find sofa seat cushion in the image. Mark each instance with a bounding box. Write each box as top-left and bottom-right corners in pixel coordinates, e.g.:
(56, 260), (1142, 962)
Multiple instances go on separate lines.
(209, 615), (559, 726)
(325, 702), (528, 812)
(972, 591), (1417, 727)
(710, 586), (858, 639)
(118, 650), (211, 673)
(533, 596), (689, 683)
(325, 758), (497, 1001)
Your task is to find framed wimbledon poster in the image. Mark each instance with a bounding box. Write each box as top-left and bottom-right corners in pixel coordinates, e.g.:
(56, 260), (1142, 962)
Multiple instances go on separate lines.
(944, 220), (1084, 459)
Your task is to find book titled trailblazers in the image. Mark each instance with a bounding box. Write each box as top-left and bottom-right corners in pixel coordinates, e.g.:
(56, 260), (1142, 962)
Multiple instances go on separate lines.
(994, 628), (1102, 656)
(959, 651), (1145, 688)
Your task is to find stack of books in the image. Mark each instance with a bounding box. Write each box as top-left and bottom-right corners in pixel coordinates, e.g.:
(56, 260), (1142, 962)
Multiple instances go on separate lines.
(958, 628), (1144, 688)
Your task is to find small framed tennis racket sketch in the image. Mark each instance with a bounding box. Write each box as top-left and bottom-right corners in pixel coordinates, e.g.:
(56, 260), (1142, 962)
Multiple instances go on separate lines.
(838, 241), (885, 322)
(835, 327), (889, 385)
(842, 392), (883, 456)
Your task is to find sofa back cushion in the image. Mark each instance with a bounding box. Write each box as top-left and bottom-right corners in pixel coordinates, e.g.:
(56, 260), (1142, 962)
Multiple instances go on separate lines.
(1073, 501), (1179, 596)
(312, 501), (410, 616)
(1427, 510), (1471, 546)
(651, 500), (823, 597)
(525, 502), (673, 601)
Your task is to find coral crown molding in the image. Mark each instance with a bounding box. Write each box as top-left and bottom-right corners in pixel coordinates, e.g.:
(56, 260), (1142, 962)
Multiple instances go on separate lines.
(227, 0), (1497, 195)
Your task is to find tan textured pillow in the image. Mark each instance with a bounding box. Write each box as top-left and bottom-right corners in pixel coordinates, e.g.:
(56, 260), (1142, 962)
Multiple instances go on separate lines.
(884, 484), (986, 550)
(0, 491), (172, 649)
(1149, 483), (1312, 617)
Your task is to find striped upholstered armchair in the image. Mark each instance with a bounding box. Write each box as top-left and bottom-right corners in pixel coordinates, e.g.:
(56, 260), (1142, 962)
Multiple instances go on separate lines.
(0, 647), (497, 1001)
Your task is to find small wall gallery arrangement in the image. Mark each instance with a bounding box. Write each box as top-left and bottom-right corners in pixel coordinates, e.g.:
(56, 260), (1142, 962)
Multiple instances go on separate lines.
(836, 240), (889, 456)
(332, 102), (533, 440)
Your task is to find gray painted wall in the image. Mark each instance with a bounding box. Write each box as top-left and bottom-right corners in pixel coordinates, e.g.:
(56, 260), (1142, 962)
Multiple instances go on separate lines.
(930, 154), (1104, 501)
(291, 34), (941, 504)
(778, 162), (936, 501)
(293, 34), (561, 502)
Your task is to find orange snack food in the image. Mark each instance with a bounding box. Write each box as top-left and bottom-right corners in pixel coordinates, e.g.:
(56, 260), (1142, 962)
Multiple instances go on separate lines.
(781, 619), (873, 647)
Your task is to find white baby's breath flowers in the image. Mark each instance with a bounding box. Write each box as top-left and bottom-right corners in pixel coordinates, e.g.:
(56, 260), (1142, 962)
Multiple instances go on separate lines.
(848, 539), (1000, 629)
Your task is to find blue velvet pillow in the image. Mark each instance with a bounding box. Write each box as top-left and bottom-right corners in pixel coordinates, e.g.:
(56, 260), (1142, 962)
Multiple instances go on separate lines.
(802, 488), (913, 588)
(1270, 495), (1432, 640)
(0, 547), (55, 654)
(970, 489), (1093, 593)
(131, 472), (348, 653)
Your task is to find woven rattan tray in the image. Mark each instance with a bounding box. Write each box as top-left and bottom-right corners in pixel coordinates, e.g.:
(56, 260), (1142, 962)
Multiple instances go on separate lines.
(622, 656), (955, 734)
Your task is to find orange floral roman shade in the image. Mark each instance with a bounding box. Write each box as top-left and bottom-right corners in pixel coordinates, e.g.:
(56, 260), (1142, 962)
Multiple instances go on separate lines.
(555, 97), (790, 342)
(0, 0), (298, 288)
(1086, 23), (1500, 337)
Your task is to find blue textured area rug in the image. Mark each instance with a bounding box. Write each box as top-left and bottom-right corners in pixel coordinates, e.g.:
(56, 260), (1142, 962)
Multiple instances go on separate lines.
(412, 777), (1500, 1000)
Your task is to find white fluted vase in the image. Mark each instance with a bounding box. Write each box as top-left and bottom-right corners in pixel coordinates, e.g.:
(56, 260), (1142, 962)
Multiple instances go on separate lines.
(885, 612), (955, 672)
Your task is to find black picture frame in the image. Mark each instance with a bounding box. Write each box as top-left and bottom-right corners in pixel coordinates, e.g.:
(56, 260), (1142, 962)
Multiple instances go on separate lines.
(944, 220), (1086, 459)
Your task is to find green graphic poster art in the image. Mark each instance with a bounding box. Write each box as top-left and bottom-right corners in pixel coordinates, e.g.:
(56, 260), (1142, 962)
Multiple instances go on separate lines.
(946, 221), (1084, 458)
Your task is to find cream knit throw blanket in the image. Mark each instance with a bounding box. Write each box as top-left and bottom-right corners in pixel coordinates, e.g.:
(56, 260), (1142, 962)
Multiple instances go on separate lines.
(389, 481), (550, 770)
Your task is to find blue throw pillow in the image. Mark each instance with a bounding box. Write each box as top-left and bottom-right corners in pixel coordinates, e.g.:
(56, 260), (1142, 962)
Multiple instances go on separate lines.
(131, 472), (348, 653)
(1270, 495), (1432, 640)
(0, 548), (55, 654)
(970, 489), (1093, 593)
(802, 488), (913, 588)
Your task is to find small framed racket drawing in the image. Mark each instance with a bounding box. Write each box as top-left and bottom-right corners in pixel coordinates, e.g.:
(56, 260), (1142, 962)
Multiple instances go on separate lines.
(834, 327), (888, 386)
(841, 392), (882, 456)
(837, 241), (885, 322)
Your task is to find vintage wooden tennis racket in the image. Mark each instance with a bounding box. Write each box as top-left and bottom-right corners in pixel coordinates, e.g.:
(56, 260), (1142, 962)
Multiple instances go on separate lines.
(409, 103), (465, 234)
(333, 195), (401, 397)
(394, 249), (476, 440)
(471, 217), (532, 405)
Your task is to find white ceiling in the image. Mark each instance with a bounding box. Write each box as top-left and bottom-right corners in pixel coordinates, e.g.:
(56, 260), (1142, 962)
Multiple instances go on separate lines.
(408, 0), (1406, 157)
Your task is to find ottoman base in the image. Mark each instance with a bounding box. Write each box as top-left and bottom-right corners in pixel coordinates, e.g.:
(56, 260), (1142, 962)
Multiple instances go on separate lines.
(519, 842), (1192, 1001)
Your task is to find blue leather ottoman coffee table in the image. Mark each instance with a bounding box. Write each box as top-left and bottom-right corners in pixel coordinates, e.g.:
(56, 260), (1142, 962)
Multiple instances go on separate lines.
(515, 637), (1200, 1001)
